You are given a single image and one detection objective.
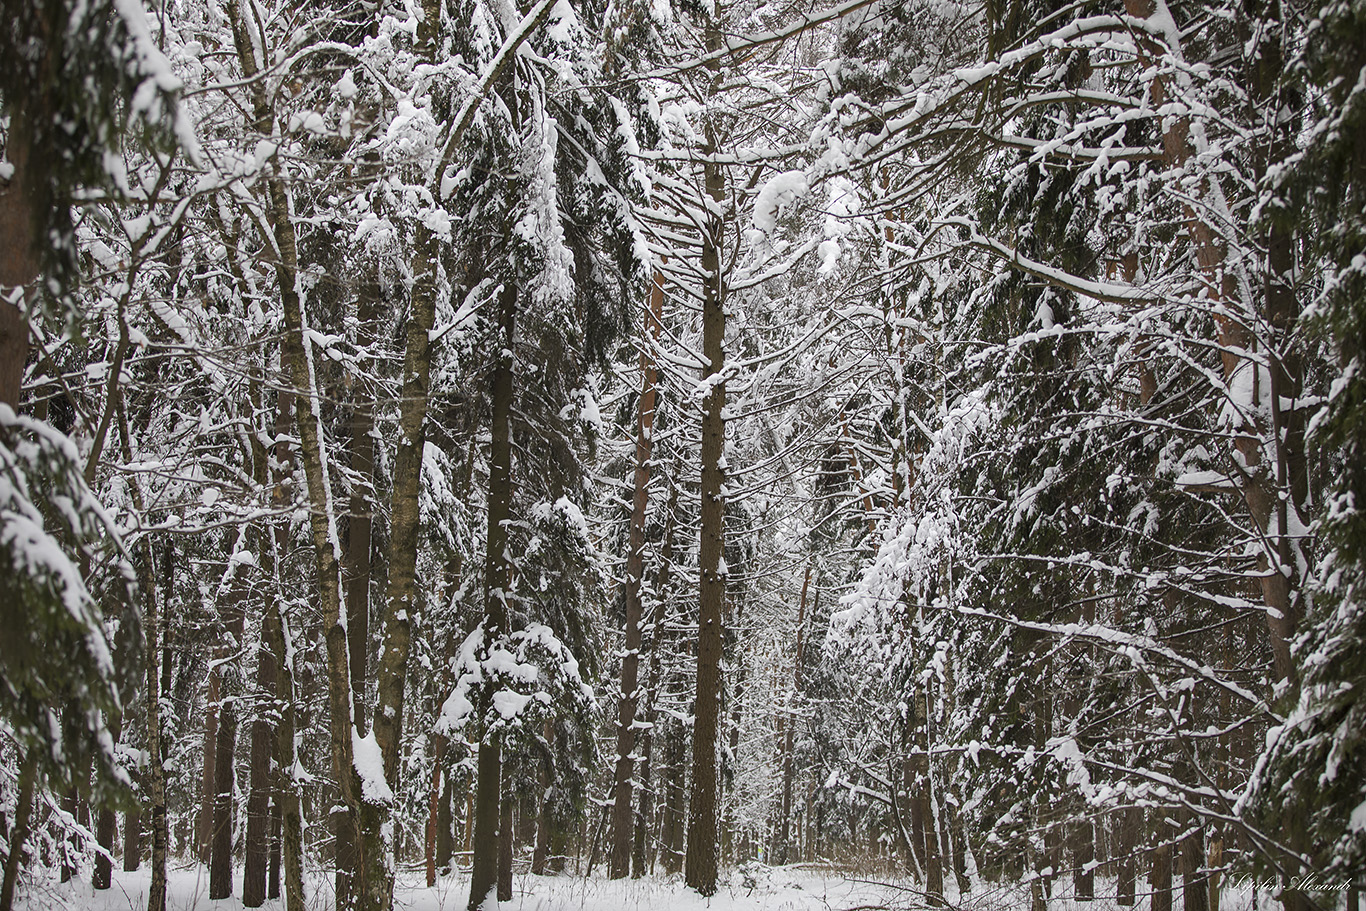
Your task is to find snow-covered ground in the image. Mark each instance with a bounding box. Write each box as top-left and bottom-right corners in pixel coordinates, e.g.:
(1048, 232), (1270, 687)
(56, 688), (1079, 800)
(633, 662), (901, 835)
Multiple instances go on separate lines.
(15, 865), (1282, 911)
(16, 864), (910, 911)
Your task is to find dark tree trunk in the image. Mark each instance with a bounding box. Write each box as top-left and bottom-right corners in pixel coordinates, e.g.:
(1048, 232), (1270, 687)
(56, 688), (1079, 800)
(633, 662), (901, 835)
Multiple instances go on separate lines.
(146, 546), (170, 911)
(198, 673), (219, 866)
(1117, 811), (1137, 906)
(1152, 842), (1173, 911)
(684, 129), (727, 899)
(208, 692), (237, 900)
(243, 594), (279, 908)
(94, 805), (116, 889)
(1075, 821), (1095, 901)
(1182, 824), (1209, 911)
(468, 282), (517, 911)
(0, 757), (36, 911)
(124, 805), (142, 873)
(268, 800), (280, 900)
(498, 788), (514, 902)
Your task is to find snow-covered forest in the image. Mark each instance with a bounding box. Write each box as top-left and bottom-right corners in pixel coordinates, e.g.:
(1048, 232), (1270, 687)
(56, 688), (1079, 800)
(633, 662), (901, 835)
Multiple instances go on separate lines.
(0, 0), (1363, 909)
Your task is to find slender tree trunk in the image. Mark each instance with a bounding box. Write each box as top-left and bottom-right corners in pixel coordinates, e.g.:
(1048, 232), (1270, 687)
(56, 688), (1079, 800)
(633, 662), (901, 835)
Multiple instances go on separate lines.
(268, 800), (281, 900)
(94, 707), (120, 890)
(198, 670), (220, 866)
(0, 756), (36, 911)
(145, 546), (169, 911)
(209, 566), (245, 901)
(498, 786), (514, 901)
(468, 282), (517, 911)
(684, 123), (728, 898)
(775, 566), (810, 866)
(611, 268), (665, 878)
(244, 570), (279, 907)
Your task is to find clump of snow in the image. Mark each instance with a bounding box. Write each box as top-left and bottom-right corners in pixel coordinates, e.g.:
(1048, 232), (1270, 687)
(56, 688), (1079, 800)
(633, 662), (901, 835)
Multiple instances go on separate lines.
(752, 170), (808, 234)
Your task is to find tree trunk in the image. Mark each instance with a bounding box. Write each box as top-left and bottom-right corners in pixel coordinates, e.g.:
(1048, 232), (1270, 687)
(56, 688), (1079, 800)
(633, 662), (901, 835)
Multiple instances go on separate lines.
(0, 756), (36, 911)
(1182, 824), (1209, 911)
(209, 684), (237, 899)
(684, 125), (728, 899)
(498, 787), (514, 902)
(268, 800), (280, 900)
(264, 390), (306, 911)
(1117, 811), (1137, 906)
(0, 104), (39, 410)
(94, 709), (122, 890)
(1152, 842), (1173, 911)
(611, 267), (665, 878)
(94, 804), (117, 890)
(1075, 820), (1095, 901)
(244, 579), (279, 907)
(467, 282), (517, 911)
(209, 565), (245, 902)
(774, 566), (810, 866)
(145, 545), (169, 911)
(124, 805), (141, 873)
(198, 673), (218, 866)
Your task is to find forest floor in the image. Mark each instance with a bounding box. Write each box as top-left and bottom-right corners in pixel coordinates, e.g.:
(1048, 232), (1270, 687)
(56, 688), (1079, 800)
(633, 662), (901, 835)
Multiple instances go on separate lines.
(16, 863), (1275, 911)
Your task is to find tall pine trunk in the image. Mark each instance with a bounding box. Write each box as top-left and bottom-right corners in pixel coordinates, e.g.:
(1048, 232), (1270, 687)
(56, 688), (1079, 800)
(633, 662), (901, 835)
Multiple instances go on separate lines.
(684, 133), (727, 897)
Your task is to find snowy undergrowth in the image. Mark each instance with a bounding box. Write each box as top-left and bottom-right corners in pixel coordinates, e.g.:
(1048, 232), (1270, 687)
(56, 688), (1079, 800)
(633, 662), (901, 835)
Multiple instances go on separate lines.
(13, 866), (1284, 911)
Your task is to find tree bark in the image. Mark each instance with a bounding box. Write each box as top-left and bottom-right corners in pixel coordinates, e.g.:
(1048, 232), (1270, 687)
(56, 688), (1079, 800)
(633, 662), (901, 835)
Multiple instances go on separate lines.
(124, 805), (141, 873)
(145, 545), (169, 911)
(774, 565), (810, 866)
(498, 786), (514, 902)
(1152, 842), (1173, 911)
(467, 281), (517, 911)
(0, 104), (39, 410)
(209, 681), (238, 899)
(684, 121), (728, 898)
(198, 672), (219, 866)
(0, 756), (36, 911)
(243, 572), (278, 907)
(610, 267), (665, 878)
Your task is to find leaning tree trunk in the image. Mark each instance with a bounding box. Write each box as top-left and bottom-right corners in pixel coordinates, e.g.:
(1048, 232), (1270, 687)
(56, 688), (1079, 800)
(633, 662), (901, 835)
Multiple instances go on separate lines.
(684, 130), (727, 898)
(467, 282), (517, 911)
(610, 267), (665, 878)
